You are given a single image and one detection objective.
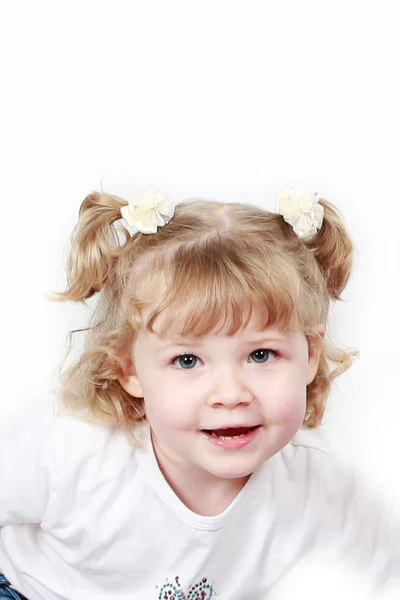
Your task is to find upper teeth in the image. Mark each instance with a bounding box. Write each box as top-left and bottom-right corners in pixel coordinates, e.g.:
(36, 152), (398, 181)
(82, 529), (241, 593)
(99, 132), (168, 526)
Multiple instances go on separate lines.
(211, 432), (247, 439)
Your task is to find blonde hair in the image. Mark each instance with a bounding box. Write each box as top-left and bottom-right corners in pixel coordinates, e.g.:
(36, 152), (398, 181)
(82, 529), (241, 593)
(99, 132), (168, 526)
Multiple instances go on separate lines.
(55, 191), (357, 437)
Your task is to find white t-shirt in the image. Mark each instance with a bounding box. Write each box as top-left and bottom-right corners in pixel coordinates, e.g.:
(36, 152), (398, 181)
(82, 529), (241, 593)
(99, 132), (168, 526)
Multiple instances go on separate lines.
(0, 396), (399, 600)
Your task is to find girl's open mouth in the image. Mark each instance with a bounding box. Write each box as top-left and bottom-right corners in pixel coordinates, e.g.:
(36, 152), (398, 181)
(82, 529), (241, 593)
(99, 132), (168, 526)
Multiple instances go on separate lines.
(201, 425), (261, 450)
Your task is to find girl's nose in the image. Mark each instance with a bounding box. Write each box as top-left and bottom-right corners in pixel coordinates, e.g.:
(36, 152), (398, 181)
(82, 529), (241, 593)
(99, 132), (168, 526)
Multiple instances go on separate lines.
(206, 368), (254, 408)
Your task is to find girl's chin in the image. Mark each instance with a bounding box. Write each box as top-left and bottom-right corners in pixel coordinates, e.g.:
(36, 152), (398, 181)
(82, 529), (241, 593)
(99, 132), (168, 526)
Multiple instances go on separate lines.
(198, 453), (268, 481)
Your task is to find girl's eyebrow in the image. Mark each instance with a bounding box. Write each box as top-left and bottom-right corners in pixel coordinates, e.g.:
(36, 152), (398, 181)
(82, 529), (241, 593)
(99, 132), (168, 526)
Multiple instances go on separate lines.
(155, 340), (201, 352)
(155, 334), (288, 352)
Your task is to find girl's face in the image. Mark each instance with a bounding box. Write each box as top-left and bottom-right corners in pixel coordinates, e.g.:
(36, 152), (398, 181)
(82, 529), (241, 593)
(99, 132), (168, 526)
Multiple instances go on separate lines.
(120, 308), (323, 486)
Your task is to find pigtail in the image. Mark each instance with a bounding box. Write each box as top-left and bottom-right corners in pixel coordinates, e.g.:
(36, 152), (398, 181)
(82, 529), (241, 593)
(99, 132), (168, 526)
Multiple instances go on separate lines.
(55, 192), (129, 302)
(304, 199), (358, 427)
(309, 200), (354, 300)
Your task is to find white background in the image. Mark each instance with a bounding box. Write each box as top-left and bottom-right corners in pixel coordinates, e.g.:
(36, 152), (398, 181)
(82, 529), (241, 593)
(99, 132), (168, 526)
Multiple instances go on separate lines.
(0, 1), (399, 595)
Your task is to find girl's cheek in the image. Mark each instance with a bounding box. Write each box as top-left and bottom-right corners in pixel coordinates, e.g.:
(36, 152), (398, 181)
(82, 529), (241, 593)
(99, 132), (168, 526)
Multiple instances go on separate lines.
(264, 380), (307, 423)
(144, 389), (194, 424)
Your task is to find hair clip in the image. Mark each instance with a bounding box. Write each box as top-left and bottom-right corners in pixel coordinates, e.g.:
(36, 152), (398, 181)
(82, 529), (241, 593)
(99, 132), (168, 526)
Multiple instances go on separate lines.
(276, 183), (324, 241)
(120, 185), (175, 234)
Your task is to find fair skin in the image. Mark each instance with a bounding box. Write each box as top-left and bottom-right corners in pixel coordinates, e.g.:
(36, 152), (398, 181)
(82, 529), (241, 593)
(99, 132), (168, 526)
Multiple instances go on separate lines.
(120, 308), (324, 517)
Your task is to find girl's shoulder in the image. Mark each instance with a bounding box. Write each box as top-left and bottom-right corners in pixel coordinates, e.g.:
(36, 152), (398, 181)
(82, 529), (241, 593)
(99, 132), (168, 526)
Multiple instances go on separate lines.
(289, 425), (334, 457)
(54, 402), (150, 467)
(0, 392), (150, 527)
(281, 426), (392, 519)
(1, 391), (149, 481)
(274, 426), (352, 496)
(0, 392), (56, 461)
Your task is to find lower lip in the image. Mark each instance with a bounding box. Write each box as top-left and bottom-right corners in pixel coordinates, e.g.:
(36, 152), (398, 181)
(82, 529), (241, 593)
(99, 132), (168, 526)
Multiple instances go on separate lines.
(201, 426), (262, 451)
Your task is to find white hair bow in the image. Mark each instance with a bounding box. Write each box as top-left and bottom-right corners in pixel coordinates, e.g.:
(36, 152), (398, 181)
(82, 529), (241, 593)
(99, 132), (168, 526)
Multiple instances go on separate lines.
(276, 183), (324, 241)
(120, 186), (175, 234)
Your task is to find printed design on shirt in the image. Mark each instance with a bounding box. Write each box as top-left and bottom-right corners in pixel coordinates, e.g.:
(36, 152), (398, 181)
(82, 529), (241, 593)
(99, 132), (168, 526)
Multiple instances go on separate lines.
(156, 575), (216, 599)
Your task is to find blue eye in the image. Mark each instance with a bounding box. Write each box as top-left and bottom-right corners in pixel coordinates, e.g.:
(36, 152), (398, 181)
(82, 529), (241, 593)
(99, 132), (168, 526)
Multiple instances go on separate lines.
(174, 354), (199, 369)
(250, 349), (276, 363)
(173, 349), (277, 370)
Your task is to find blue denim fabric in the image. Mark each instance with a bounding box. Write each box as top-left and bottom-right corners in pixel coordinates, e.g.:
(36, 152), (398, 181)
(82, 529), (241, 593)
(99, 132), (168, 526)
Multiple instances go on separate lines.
(0, 575), (28, 600)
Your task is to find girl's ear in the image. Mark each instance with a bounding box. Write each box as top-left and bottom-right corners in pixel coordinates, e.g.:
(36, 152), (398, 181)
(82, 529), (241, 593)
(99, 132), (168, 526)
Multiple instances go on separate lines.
(118, 358), (144, 398)
(306, 327), (325, 385)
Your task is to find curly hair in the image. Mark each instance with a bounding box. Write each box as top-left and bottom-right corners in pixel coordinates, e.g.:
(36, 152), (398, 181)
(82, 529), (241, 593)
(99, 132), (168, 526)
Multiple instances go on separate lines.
(54, 191), (357, 439)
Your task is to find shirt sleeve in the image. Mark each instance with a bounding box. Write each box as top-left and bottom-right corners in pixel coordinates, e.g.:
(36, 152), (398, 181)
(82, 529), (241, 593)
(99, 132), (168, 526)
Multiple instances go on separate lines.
(0, 394), (55, 525)
(308, 447), (400, 598)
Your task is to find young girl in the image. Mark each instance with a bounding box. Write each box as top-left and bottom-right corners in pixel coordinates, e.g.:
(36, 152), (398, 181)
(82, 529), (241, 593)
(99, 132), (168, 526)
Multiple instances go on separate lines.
(0, 183), (399, 599)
